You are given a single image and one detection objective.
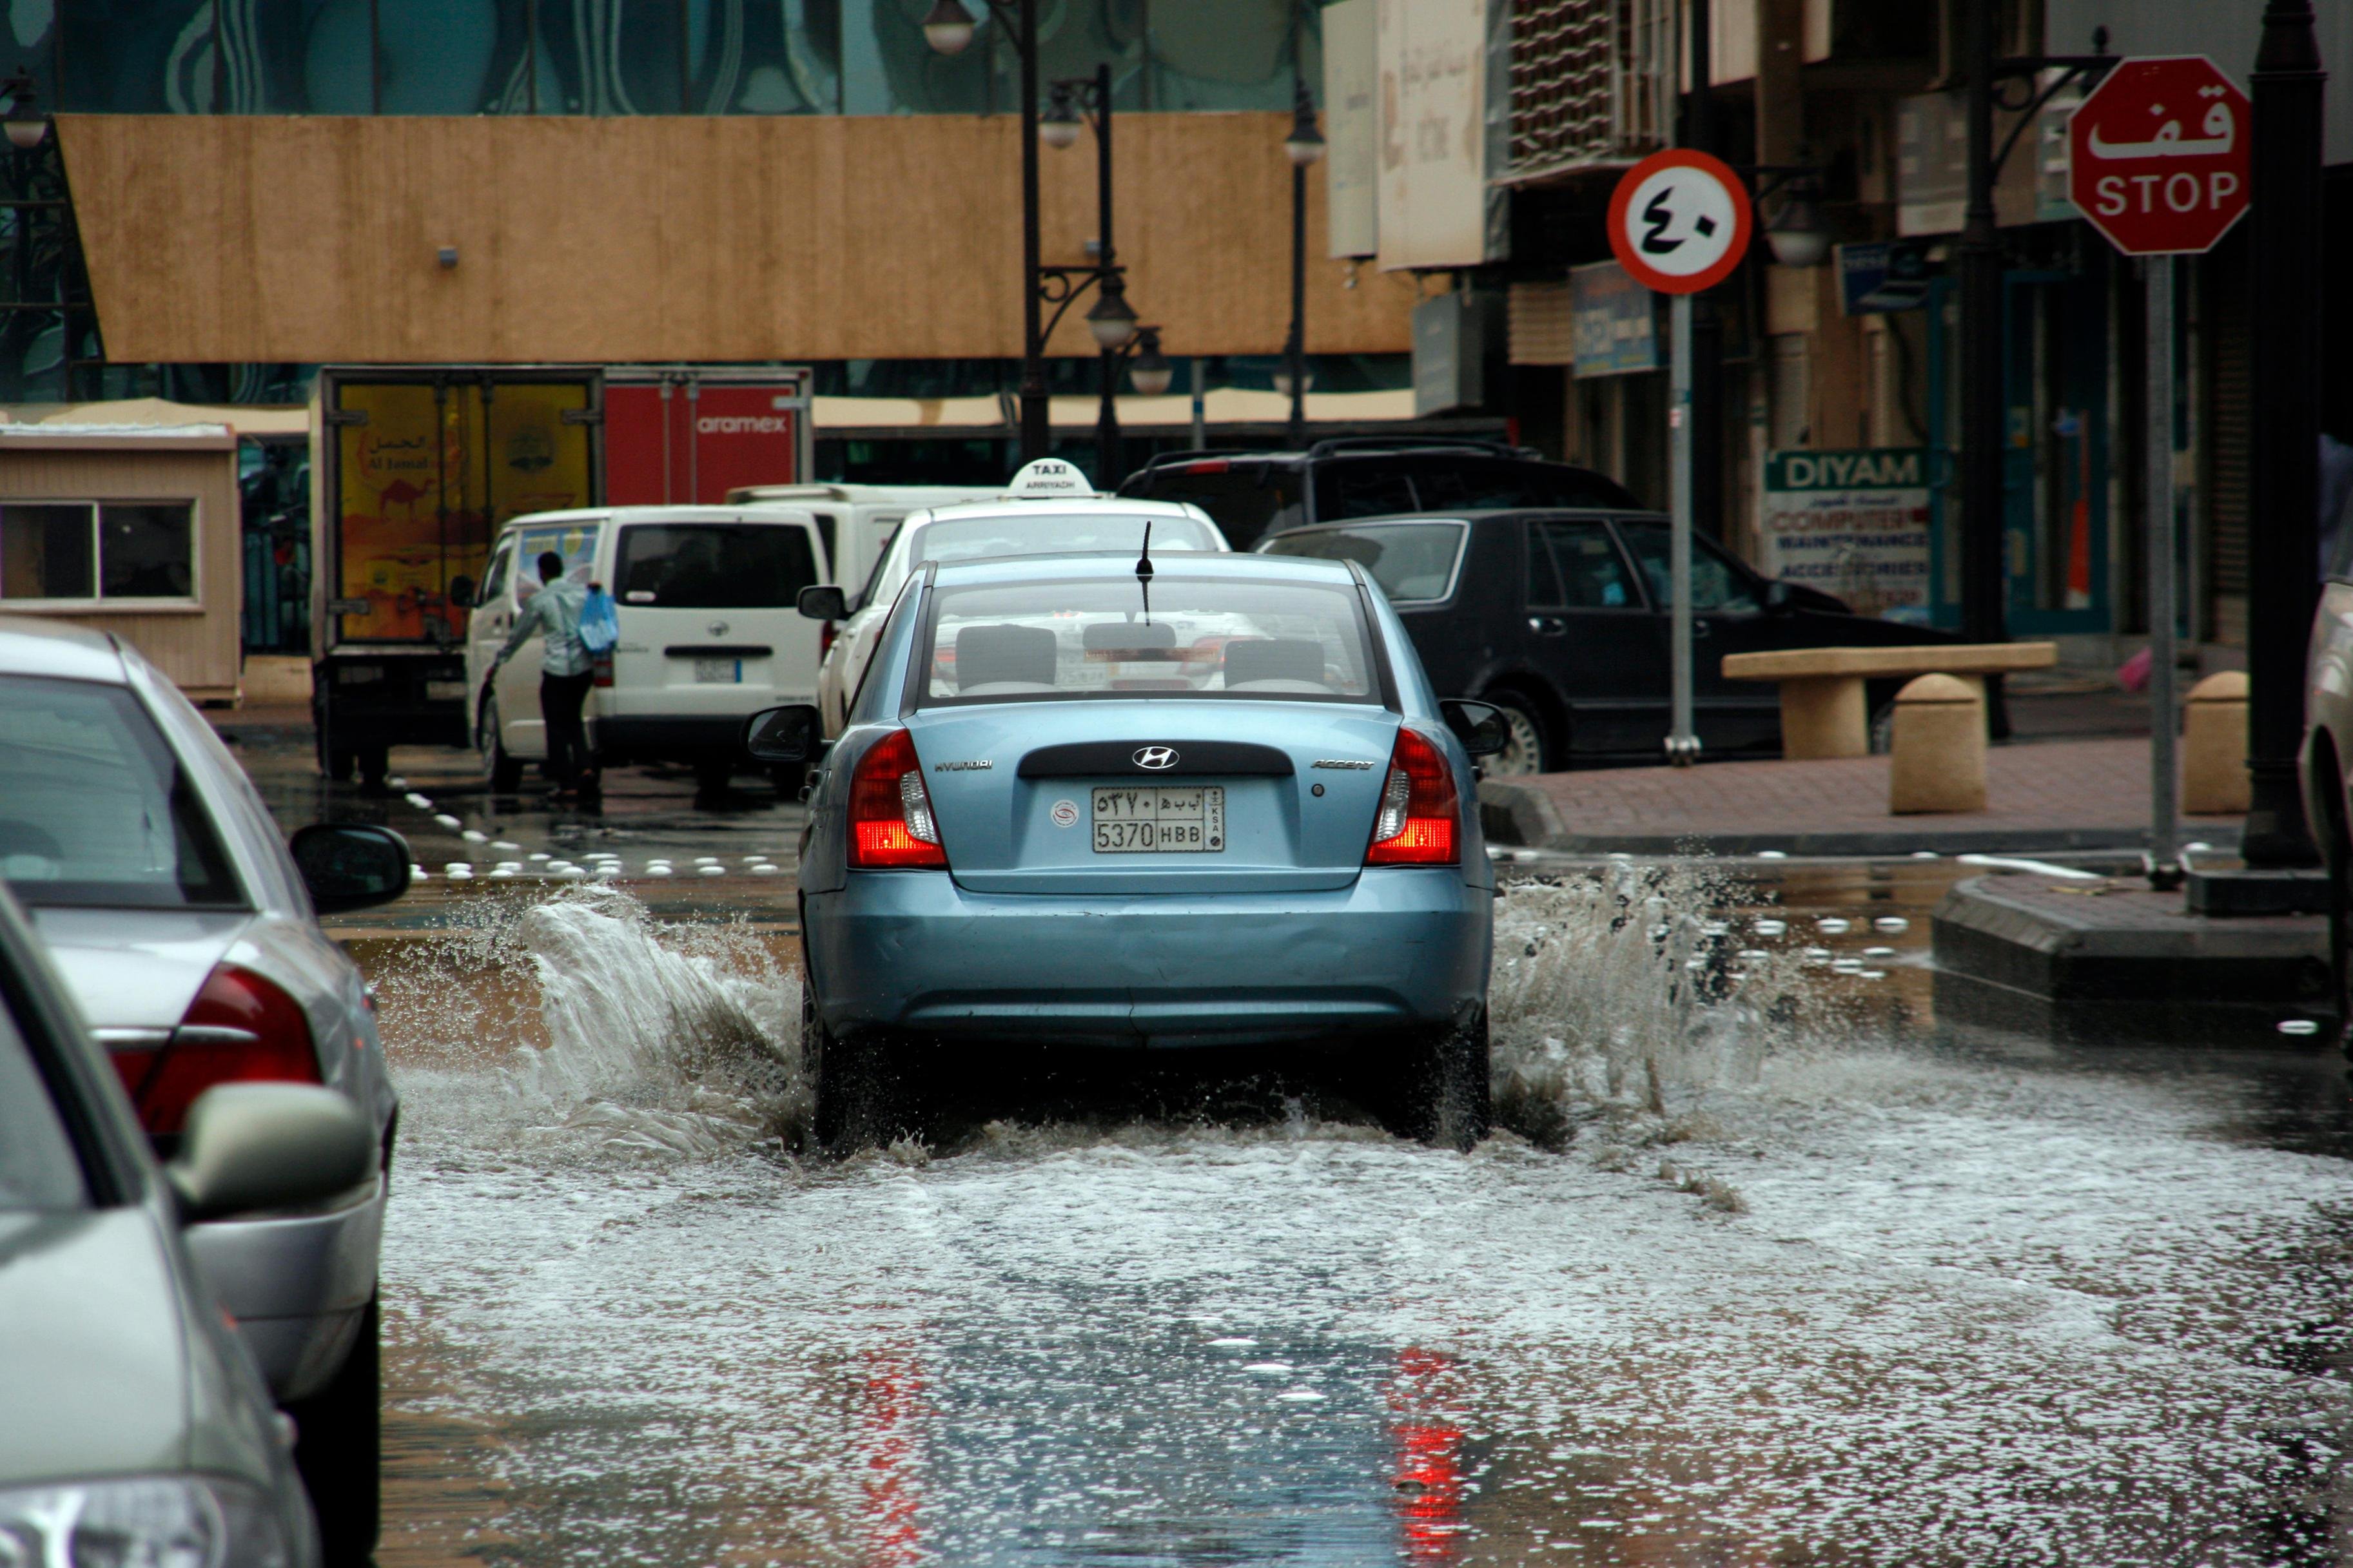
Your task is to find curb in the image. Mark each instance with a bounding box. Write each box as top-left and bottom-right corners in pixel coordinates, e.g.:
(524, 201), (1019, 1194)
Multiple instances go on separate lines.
(1476, 778), (2243, 858)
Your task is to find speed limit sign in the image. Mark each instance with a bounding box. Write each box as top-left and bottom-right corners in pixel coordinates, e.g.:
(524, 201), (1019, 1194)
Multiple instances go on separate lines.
(1607, 149), (1753, 295)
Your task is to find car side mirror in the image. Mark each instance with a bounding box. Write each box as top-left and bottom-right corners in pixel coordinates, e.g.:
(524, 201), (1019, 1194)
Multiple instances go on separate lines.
(744, 704), (825, 764)
(1439, 698), (1511, 757)
(1764, 579), (1795, 614)
(169, 1083), (375, 1224)
(290, 823), (412, 914)
(447, 574), (476, 609)
(798, 585), (848, 622)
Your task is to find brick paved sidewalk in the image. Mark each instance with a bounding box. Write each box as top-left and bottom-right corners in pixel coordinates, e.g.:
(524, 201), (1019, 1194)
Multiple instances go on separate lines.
(1478, 737), (2242, 856)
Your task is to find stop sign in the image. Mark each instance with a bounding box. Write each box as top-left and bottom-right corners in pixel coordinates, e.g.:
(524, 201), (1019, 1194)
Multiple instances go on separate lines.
(2069, 55), (2251, 256)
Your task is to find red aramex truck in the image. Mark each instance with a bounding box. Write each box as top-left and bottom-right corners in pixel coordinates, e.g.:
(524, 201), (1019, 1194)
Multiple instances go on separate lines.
(309, 364), (810, 788)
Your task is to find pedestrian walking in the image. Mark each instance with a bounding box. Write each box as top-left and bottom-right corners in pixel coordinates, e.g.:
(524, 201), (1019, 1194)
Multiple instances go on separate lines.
(494, 551), (599, 799)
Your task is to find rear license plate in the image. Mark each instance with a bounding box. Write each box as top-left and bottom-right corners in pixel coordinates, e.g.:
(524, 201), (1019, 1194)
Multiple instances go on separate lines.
(1091, 786), (1224, 853)
(693, 659), (742, 684)
(425, 679), (466, 702)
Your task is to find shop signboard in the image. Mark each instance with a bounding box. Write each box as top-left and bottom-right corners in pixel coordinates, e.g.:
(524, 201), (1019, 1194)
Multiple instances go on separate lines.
(1759, 448), (1934, 621)
(1568, 261), (1661, 379)
(1835, 240), (1934, 315)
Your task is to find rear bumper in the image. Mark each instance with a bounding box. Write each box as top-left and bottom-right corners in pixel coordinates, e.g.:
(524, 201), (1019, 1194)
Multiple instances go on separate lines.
(806, 868), (1492, 1048)
(182, 1175), (384, 1403)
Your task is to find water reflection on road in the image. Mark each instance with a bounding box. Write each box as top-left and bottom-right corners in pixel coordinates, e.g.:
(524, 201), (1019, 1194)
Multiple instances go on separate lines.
(364, 865), (2353, 1567)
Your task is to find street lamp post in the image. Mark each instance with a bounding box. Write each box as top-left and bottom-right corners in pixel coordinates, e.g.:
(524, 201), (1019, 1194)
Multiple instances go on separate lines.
(1047, 64), (1144, 487)
(2241, 0), (2329, 867)
(921, 0), (1051, 461)
(926, 8), (1147, 477)
(1283, 75), (1323, 449)
(1955, 7), (2113, 733)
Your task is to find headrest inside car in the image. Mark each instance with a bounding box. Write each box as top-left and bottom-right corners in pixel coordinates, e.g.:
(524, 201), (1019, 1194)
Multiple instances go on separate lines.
(1222, 638), (1325, 688)
(955, 624), (1059, 691)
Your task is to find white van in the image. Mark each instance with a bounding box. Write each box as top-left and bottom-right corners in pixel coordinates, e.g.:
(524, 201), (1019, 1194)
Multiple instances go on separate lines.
(722, 483), (1000, 611)
(464, 505), (831, 791)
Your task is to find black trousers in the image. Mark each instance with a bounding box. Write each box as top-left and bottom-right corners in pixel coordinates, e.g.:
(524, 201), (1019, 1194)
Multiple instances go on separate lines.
(540, 670), (595, 789)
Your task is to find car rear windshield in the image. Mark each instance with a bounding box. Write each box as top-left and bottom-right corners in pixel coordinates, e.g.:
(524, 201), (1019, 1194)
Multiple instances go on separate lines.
(1122, 468), (1304, 550)
(1312, 456), (1638, 521)
(0, 675), (244, 909)
(614, 523), (819, 608)
(911, 512), (1220, 568)
(1259, 521), (1467, 603)
(919, 576), (1378, 706)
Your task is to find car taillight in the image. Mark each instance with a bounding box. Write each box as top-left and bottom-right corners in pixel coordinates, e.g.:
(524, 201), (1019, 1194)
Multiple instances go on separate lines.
(1182, 459), (1231, 475)
(592, 652), (614, 688)
(110, 965), (322, 1137)
(848, 727), (948, 869)
(819, 621), (837, 659)
(1365, 726), (1460, 866)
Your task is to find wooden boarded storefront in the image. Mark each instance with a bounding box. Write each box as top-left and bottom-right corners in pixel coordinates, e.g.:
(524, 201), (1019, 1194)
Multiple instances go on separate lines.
(0, 425), (242, 702)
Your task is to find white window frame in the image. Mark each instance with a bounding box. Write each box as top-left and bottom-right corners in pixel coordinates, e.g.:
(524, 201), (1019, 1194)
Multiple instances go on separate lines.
(0, 497), (202, 611)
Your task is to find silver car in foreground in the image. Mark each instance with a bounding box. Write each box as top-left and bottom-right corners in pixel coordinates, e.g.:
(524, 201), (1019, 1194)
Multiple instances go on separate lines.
(0, 617), (410, 1565)
(1, 882), (380, 1568)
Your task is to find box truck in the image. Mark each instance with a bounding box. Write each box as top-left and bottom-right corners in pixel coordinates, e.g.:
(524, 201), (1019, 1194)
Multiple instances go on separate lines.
(308, 365), (808, 787)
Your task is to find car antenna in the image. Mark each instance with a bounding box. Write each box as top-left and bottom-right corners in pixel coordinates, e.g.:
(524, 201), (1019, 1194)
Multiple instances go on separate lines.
(1136, 519), (1154, 623)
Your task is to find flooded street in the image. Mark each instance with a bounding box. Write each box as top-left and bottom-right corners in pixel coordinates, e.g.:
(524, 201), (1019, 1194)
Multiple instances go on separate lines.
(339, 818), (2353, 1565)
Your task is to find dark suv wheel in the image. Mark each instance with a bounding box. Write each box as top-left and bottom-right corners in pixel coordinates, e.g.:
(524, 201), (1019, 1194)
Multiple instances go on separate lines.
(1479, 687), (1554, 776)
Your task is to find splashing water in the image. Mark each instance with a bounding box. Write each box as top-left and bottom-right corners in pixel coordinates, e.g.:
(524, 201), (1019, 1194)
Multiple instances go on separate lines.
(373, 885), (806, 1161)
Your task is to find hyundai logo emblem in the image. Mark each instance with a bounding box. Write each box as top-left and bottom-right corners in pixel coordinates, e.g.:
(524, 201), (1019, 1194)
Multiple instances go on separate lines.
(1133, 746), (1179, 771)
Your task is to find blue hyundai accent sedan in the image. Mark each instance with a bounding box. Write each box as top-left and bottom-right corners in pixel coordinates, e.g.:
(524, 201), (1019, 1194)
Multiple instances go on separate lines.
(748, 550), (1507, 1148)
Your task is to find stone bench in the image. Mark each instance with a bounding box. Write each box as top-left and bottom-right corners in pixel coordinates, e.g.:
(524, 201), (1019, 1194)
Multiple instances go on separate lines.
(1720, 642), (2058, 759)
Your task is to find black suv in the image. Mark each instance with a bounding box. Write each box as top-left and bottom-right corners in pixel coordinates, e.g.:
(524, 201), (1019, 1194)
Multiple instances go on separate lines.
(1258, 509), (1960, 773)
(1118, 437), (1639, 552)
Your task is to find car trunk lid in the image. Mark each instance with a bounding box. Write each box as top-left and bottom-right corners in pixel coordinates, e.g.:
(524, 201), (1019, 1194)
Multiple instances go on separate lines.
(904, 701), (1400, 894)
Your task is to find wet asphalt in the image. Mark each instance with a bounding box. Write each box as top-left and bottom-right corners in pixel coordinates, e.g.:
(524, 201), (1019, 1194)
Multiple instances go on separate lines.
(213, 719), (2353, 1567)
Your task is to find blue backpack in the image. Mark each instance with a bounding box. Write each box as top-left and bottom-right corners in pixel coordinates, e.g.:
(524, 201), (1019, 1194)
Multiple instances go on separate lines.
(578, 584), (620, 654)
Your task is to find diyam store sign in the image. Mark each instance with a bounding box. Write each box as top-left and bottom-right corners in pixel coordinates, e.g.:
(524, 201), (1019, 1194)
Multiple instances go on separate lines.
(1759, 448), (1933, 622)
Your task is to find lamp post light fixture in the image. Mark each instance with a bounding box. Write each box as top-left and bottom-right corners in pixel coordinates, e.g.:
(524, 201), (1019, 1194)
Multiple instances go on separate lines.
(2, 66), (47, 151)
(920, 0), (979, 56)
(1040, 83), (1082, 151)
(1127, 328), (1173, 398)
(1762, 180), (1832, 269)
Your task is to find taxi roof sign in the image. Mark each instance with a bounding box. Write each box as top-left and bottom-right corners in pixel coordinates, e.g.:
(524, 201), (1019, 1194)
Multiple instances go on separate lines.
(1004, 458), (1097, 499)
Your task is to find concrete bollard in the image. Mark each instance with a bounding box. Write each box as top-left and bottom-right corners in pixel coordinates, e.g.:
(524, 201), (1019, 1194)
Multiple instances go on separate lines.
(2181, 669), (2250, 815)
(1888, 673), (1987, 815)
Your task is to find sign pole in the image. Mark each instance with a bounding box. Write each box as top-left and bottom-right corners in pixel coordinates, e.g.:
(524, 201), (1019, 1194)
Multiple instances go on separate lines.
(1669, 291), (1698, 764)
(2146, 254), (2178, 879)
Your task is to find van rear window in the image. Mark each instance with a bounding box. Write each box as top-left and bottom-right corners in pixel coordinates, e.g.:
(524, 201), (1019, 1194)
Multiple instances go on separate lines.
(614, 524), (819, 608)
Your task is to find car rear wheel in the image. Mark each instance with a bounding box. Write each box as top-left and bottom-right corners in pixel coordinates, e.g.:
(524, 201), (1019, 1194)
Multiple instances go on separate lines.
(694, 756), (736, 796)
(1479, 691), (1552, 776)
(478, 696), (523, 792)
(290, 1290), (380, 1568)
(1385, 1011), (1491, 1150)
(805, 987), (893, 1153)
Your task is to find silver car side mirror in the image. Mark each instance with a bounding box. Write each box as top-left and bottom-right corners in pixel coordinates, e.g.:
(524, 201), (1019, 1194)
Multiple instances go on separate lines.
(168, 1083), (375, 1224)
